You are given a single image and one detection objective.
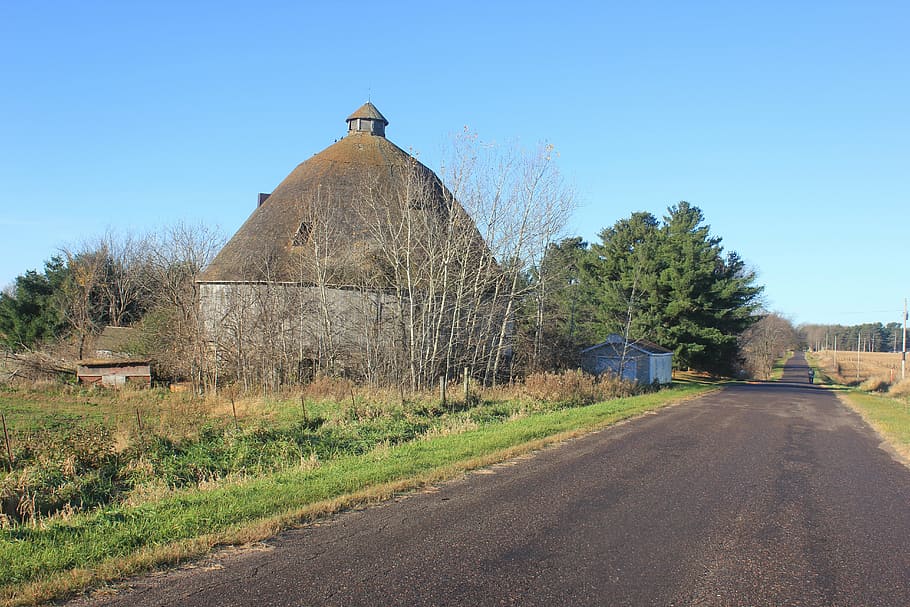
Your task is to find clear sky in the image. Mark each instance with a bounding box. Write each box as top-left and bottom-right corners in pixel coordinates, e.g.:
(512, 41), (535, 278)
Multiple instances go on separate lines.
(1, 1), (907, 326)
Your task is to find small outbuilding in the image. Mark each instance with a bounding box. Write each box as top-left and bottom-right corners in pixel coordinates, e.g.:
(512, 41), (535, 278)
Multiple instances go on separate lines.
(76, 359), (151, 388)
(580, 334), (673, 385)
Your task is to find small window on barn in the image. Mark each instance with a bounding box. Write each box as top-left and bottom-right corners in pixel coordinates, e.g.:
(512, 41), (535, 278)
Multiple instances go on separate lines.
(292, 222), (311, 246)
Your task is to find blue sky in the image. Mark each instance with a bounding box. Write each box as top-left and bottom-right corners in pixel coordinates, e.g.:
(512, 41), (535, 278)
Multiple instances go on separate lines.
(1, 1), (907, 326)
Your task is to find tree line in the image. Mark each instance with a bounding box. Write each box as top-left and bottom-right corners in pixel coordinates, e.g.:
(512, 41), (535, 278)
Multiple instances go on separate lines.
(800, 322), (906, 353)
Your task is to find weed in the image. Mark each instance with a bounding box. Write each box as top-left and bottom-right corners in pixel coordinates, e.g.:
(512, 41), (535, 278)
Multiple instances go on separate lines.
(860, 376), (891, 393)
(889, 378), (910, 398)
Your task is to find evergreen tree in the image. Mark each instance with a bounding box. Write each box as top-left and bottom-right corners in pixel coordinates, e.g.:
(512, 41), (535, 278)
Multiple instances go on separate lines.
(581, 202), (763, 374)
(0, 257), (70, 350)
(658, 203), (762, 372)
(580, 212), (661, 343)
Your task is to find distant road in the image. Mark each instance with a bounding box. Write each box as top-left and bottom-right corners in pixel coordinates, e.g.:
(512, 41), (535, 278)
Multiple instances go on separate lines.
(74, 352), (910, 606)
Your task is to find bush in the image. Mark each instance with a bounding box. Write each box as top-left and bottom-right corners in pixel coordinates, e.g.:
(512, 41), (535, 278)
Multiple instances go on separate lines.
(860, 376), (890, 393)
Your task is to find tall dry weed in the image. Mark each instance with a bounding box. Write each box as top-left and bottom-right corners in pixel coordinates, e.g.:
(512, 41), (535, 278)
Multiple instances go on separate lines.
(889, 378), (910, 398)
(522, 370), (637, 405)
(302, 375), (355, 403)
(860, 376), (891, 393)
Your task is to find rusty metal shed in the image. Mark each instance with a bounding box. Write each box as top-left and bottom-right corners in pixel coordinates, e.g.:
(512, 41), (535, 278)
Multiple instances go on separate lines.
(76, 359), (151, 388)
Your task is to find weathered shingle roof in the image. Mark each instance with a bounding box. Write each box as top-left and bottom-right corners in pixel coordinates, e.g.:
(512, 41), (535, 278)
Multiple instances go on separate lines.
(199, 104), (488, 285)
(346, 101), (388, 126)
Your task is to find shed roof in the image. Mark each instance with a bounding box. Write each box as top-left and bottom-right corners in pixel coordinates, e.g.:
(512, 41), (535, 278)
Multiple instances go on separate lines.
(581, 334), (673, 356)
(76, 359), (151, 367)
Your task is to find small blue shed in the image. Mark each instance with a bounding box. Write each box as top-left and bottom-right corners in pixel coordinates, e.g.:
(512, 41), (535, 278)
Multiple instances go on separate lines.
(580, 334), (673, 384)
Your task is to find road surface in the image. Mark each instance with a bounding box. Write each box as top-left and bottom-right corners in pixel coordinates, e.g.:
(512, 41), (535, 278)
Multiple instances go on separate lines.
(73, 353), (910, 606)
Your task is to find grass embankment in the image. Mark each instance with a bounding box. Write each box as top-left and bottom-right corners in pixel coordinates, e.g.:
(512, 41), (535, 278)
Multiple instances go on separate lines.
(0, 381), (712, 605)
(839, 391), (910, 463)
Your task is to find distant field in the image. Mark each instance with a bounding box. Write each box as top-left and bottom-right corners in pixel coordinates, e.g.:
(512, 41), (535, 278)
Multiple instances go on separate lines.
(809, 350), (906, 386)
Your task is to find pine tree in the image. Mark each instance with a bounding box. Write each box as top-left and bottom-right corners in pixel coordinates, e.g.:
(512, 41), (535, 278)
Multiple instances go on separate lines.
(0, 257), (70, 350)
(580, 211), (662, 343)
(580, 202), (763, 374)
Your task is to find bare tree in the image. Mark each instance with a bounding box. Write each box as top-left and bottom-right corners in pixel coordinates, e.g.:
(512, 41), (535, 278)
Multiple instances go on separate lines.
(446, 136), (574, 383)
(58, 245), (108, 359)
(97, 229), (151, 327)
(143, 221), (223, 390)
(739, 312), (799, 379)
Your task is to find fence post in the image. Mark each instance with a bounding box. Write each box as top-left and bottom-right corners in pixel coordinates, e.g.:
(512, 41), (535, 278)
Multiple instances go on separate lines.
(440, 376), (446, 407)
(1, 412), (13, 471)
(463, 367), (469, 403)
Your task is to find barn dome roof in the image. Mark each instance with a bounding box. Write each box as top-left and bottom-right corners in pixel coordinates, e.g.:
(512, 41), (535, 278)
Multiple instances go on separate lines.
(199, 103), (486, 285)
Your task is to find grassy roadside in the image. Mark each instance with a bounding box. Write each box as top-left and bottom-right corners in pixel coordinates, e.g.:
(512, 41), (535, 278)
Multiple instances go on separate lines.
(0, 383), (712, 606)
(838, 391), (910, 463)
(805, 352), (910, 464)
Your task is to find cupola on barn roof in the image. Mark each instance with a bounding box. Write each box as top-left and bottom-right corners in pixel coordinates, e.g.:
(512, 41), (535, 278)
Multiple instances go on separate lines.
(199, 103), (487, 285)
(346, 101), (388, 136)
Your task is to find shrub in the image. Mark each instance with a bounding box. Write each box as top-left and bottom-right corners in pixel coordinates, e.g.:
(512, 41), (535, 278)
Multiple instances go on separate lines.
(860, 376), (890, 393)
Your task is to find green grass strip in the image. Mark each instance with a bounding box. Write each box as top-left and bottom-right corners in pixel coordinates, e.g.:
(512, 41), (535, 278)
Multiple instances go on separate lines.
(841, 391), (910, 458)
(0, 384), (710, 604)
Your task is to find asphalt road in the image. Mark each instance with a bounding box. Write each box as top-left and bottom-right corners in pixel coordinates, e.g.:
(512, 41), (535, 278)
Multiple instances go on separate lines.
(73, 353), (910, 606)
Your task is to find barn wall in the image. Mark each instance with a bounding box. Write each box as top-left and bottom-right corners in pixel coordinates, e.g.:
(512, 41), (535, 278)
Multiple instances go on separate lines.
(198, 282), (508, 386)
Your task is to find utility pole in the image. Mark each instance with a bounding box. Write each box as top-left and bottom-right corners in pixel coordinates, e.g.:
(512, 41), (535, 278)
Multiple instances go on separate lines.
(857, 332), (861, 382)
(902, 298), (907, 380)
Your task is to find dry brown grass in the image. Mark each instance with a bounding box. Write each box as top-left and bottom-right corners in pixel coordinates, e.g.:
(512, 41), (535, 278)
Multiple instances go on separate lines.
(522, 370), (636, 404)
(890, 379), (910, 398)
(810, 350), (906, 387)
(859, 376), (891, 393)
